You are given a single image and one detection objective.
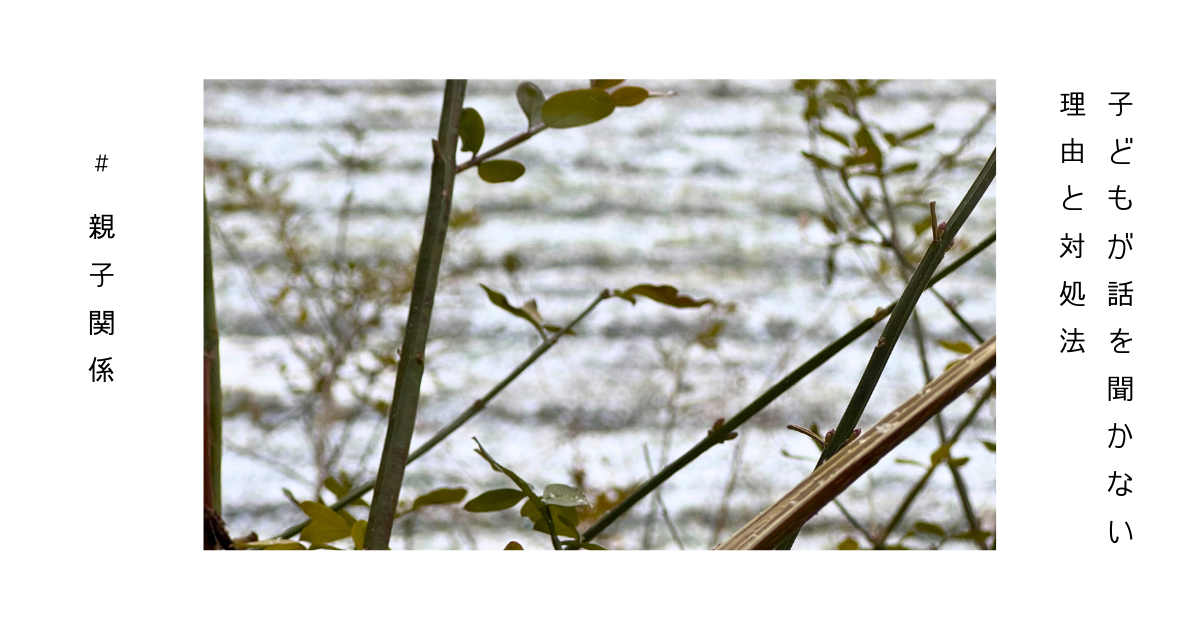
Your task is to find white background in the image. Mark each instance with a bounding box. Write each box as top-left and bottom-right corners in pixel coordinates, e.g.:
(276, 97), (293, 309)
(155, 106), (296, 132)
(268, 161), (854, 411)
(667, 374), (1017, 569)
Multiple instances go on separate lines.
(1, 1), (1194, 627)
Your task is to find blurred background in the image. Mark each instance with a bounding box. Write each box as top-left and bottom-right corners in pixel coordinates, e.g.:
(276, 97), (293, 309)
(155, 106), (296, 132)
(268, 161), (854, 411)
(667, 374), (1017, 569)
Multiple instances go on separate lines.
(204, 79), (996, 550)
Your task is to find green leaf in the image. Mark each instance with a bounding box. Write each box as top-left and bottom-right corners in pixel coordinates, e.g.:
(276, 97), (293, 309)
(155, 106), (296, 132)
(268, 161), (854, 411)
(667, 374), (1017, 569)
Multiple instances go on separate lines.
(590, 79), (624, 89)
(580, 543), (607, 550)
(949, 456), (970, 468)
(939, 340), (972, 354)
(479, 284), (545, 335)
(888, 162), (919, 175)
(913, 215), (933, 236)
(818, 125), (851, 148)
(613, 284), (715, 308)
(853, 126), (883, 168)
(531, 507), (580, 539)
(952, 530), (992, 544)
(307, 542), (342, 550)
(504, 541), (524, 550)
(898, 123), (936, 143)
(299, 501), (353, 544)
(472, 438), (539, 503)
(281, 487), (302, 507)
(929, 443), (952, 466)
(542, 484), (591, 507)
(464, 488), (526, 513)
(981, 440), (996, 452)
(323, 476), (368, 506)
(542, 89), (616, 129)
(820, 214), (839, 234)
(459, 107), (484, 155)
(792, 79), (819, 91)
(412, 487), (468, 509)
(801, 151), (836, 170)
(612, 86), (649, 107)
(913, 522), (946, 537)
(836, 537), (860, 550)
(894, 457), (926, 468)
(516, 82), (545, 128)
(351, 520), (367, 550)
(477, 159), (525, 183)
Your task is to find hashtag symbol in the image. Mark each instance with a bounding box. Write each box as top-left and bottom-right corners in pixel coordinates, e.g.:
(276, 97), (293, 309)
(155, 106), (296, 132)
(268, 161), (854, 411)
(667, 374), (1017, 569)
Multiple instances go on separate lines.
(95, 154), (108, 172)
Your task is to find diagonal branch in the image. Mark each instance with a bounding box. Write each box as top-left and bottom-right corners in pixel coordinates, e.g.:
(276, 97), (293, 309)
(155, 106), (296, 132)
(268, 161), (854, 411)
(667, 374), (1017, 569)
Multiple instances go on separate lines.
(715, 336), (996, 550)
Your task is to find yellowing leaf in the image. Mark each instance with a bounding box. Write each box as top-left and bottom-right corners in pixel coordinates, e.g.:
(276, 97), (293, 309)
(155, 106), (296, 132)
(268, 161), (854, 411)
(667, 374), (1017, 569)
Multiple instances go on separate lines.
(612, 86), (649, 107)
(837, 537), (860, 550)
(938, 340), (972, 354)
(351, 520), (367, 550)
(504, 541), (524, 550)
(913, 522), (946, 537)
(614, 284), (715, 308)
(480, 284), (545, 336)
(299, 501), (352, 544)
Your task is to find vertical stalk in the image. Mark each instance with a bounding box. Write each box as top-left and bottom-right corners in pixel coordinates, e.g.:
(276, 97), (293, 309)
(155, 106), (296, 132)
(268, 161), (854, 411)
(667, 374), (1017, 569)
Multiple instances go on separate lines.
(364, 80), (467, 550)
(203, 191), (222, 518)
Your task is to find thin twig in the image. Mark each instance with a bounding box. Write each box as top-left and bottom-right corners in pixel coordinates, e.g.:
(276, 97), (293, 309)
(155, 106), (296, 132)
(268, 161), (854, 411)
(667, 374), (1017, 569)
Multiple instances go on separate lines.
(642, 444), (686, 549)
(580, 228), (996, 543)
(838, 169), (985, 344)
(456, 123), (547, 173)
(872, 378), (995, 548)
(274, 289), (611, 540)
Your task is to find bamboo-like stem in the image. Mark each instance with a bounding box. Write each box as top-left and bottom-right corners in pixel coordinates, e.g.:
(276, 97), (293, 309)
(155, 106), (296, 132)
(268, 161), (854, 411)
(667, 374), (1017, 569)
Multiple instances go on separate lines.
(274, 289), (611, 541)
(715, 336), (996, 550)
(770, 150), (994, 549)
(203, 191), (223, 518)
(456, 123), (547, 173)
(363, 80), (468, 550)
(579, 229), (996, 543)
(872, 378), (994, 548)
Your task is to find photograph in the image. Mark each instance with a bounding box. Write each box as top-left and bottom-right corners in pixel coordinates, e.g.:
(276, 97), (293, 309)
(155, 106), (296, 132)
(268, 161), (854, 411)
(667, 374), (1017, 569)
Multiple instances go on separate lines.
(202, 79), (997, 550)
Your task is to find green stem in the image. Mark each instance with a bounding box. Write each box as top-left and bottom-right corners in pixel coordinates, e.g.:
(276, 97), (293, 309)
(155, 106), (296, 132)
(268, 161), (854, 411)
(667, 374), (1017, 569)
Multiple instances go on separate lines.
(274, 289), (610, 540)
(456, 123), (547, 173)
(203, 191), (222, 516)
(833, 498), (873, 542)
(580, 227), (996, 543)
(363, 80), (468, 550)
(542, 504), (563, 551)
(818, 149), (995, 469)
(838, 169), (985, 345)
